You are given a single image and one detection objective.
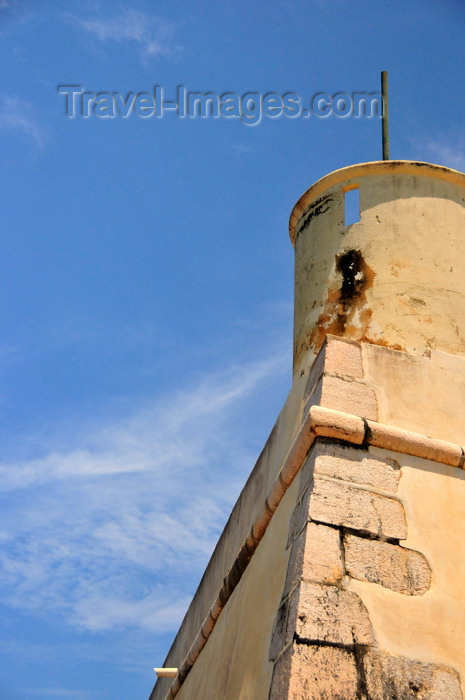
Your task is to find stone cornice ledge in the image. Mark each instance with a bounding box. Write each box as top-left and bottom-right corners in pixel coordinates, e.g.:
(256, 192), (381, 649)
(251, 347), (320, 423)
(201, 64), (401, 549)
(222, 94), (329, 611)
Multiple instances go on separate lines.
(161, 405), (465, 700)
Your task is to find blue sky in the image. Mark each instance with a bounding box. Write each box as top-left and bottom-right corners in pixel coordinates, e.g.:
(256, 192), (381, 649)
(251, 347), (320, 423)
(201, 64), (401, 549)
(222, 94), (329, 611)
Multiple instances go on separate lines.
(0, 1), (464, 698)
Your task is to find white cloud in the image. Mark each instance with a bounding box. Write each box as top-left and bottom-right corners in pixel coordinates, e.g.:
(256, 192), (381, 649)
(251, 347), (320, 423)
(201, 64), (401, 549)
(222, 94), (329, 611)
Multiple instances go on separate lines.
(0, 94), (46, 147)
(74, 587), (192, 633)
(72, 9), (180, 60)
(0, 349), (288, 634)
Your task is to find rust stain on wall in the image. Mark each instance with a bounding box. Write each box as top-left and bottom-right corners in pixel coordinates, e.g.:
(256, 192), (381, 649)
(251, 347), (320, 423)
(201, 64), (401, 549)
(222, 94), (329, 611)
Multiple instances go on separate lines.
(358, 335), (405, 352)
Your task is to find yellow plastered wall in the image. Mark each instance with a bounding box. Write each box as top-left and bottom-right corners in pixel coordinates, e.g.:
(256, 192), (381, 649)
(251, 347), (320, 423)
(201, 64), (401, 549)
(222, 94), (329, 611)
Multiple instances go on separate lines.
(175, 475), (300, 700)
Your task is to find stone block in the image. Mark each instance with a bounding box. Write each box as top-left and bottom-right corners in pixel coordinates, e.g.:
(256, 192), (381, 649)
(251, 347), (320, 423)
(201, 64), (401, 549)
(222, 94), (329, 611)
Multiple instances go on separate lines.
(314, 441), (401, 492)
(325, 335), (364, 379)
(304, 343), (327, 400)
(288, 483), (313, 546)
(306, 374), (378, 421)
(298, 444), (318, 501)
(363, 650), (463, 699)
(309, 478), (407, 540)
(269, 643), (359, 700)
(304, 336), (363, 403)
(284, 522), (343, 597)
(344, 535), (431, 595)
(288, 581), (373, 645)
(321, 374), (378, 420)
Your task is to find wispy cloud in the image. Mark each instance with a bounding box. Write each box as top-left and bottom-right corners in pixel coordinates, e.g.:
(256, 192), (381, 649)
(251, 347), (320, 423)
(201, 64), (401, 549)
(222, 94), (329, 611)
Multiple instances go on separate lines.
(0, 350), (288, 634)
(233, 142), (254, 155)
(26, 688), (91, 699)
(422, 134), (465, 172)
(71, 9), (180, 61)
(0, 94), (46, 147)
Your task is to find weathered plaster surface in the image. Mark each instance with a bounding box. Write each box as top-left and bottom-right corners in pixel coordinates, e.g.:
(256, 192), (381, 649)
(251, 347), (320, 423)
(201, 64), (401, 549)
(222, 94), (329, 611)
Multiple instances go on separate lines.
(362, 342), (465, 444)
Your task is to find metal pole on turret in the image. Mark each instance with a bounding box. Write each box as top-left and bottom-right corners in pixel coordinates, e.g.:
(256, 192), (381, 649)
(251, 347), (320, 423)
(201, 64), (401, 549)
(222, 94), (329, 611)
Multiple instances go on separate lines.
(381, 71), (390, 160)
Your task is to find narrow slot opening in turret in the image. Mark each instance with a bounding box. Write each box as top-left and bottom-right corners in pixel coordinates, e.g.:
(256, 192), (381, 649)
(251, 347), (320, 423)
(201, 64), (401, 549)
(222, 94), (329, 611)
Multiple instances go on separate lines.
(343, 185), (360, 225)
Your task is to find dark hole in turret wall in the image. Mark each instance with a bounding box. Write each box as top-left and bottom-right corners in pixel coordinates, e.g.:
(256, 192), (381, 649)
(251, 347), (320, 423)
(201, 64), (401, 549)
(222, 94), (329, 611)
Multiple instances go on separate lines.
(298, 248), (375, 364)
(336, 249), (366, 301)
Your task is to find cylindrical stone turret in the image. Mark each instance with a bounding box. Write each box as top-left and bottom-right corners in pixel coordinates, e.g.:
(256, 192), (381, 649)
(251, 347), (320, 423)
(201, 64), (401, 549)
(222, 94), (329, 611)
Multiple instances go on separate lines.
(290, 161), (465, 376)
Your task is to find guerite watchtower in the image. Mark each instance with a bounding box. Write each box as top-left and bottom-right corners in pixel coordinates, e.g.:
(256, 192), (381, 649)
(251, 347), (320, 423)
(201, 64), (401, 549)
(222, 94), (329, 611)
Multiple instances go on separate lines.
(150, 160), (465, 700)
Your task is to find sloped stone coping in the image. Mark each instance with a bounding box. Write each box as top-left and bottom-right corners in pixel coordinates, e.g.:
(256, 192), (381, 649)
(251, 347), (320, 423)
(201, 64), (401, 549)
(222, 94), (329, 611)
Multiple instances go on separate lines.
(162, 405), (465, 699)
